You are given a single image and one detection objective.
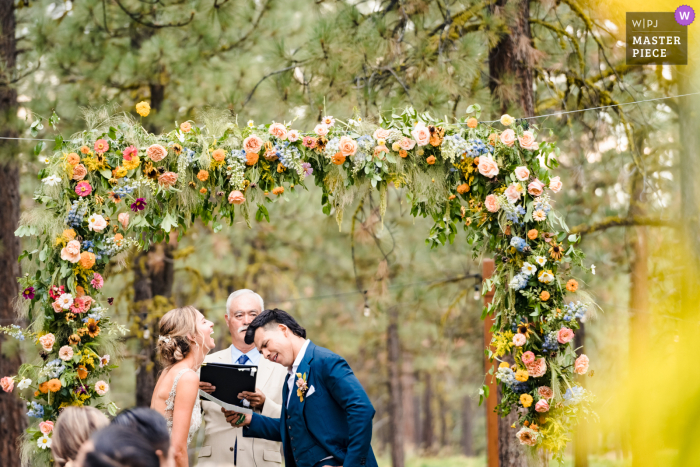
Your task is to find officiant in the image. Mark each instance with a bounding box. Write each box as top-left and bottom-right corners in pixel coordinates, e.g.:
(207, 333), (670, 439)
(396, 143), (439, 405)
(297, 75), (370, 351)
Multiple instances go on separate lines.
(197, 290), (287, 467)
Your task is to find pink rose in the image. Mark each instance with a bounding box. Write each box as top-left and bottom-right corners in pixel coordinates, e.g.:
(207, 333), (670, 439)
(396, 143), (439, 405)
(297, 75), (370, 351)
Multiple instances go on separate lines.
(146, 144), (168, 162)
(514, 166), (530, 181)
(518, 131), (539, 150)
(339, 136), (358, 157)
(535, 400), (550, 413)
(288, 130), (300, 142)
(51, 301), (64, 313)
(484, 194), (500, 213)
(123, 146), (138, 159)
(411, 124), (431, 147)
(537, 386), (553, 399)
(521, 351), (535, 365)
(314, 124), (329, 137)
(574, 354), (589, 375)
(243, 135), (263, 154)
(61, 240), (81, 263)
(512, 333), (526, 347)
(269, 122), (288, 140)
(478, 156), (500, 178)
(399, 138), (416, 150)
(557, 327), (574, 344)
(118, 212), (129, 229)
(72, 164), (87, 181)
(528, 179), (545, 196)
(39, 333), (55, 352)
(504, 183), (523, 204)
(500, 129), (515, 147)
(39, 421), (54, 435)
(549, 176), (562, 193)
(373, 128), (391, 141)
(1, 376), (14, 393)
(228, 190), (246, 205)
(527, 358), (547, 377)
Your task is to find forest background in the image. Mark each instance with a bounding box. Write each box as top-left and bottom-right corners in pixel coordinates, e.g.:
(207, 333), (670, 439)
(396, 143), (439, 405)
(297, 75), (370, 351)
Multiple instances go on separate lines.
(1, 0), (699, 466)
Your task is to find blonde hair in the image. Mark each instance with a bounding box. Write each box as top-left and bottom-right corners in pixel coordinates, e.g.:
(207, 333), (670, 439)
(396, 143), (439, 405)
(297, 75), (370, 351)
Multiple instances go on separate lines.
(157, 305), (202, 367)
(51, 406), (109, 467)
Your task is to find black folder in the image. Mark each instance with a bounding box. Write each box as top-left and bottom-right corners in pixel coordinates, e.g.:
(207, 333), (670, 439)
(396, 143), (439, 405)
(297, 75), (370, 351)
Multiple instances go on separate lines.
(199, 362), (258, 409)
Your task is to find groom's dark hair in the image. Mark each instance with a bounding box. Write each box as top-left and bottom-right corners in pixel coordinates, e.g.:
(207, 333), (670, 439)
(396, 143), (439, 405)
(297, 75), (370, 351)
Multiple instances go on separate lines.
(245, 308), (306, 345)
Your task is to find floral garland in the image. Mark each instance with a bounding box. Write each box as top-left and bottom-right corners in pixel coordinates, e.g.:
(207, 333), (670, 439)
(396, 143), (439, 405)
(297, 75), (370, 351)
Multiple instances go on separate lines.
(1, 104), (594, 463)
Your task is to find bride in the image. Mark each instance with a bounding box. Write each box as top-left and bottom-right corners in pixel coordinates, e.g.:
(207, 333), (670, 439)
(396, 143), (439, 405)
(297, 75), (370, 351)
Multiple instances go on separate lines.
(151, 306), (215, 467)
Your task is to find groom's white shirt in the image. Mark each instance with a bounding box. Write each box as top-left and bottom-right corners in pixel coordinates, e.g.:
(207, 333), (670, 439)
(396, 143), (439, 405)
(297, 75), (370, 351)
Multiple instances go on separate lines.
(197, 345), (287, 467)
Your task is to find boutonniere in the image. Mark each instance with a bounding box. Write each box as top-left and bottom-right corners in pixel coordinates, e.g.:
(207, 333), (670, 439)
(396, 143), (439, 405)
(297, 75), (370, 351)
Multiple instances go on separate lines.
(295, 372), (308, 402)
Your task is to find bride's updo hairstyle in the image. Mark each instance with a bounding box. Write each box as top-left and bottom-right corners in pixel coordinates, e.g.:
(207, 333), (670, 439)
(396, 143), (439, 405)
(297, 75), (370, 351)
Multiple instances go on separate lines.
(157, 305), (200, 367)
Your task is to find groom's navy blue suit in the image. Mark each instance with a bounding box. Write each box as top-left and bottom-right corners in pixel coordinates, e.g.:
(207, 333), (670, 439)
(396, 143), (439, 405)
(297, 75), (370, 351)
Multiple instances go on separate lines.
(243, 341), (378, 467)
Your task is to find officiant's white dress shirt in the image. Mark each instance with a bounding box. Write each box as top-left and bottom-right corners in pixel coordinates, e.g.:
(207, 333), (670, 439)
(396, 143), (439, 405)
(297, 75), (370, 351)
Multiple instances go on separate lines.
(231, 345), (261, 366)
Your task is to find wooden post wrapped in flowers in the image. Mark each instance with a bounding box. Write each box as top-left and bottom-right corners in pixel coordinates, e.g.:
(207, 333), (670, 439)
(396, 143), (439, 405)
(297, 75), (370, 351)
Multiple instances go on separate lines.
(1, 105), (594, 464)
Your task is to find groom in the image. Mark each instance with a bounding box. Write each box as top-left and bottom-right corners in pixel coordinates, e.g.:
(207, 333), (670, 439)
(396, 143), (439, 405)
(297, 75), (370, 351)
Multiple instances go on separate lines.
(222, 309), (377, 467)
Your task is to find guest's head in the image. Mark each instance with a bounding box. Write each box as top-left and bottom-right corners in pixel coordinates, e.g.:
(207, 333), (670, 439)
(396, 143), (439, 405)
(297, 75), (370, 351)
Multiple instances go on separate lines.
(157, 305), (215, 367)
(51, 406), (109, 467)
(112, 408), (173, 466)
(245, 309), (307, 366)
(225, 289), (264, 349)
(82, 425), (161, 467)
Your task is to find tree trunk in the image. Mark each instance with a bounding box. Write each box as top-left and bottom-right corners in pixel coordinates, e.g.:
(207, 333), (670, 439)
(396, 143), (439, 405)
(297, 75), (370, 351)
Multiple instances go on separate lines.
(133, 241), (176, 407)
(401, 356), (416, 450)
(574, 324), (588, 467)
(413, 390), (422, 447)
(422, 372), (434, 452)
(461, 395), (474, 456)
(488, 2), (534, 464)
(387, 307), (404, 467)
(0, 0), (27, 463)
(438, 388), (448, 449)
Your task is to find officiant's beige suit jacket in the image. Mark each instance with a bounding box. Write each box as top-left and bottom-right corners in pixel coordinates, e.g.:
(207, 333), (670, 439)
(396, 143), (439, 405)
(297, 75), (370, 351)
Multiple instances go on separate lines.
(197, 348), (287, 467)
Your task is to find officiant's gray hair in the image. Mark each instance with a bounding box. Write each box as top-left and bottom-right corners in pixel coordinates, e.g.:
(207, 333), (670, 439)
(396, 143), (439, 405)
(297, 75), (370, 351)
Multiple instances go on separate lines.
(226, 289), (265, 316)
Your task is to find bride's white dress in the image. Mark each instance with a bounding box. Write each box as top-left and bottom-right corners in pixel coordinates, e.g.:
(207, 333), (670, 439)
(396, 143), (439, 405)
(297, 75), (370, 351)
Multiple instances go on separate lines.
(164, 368), (202, 445)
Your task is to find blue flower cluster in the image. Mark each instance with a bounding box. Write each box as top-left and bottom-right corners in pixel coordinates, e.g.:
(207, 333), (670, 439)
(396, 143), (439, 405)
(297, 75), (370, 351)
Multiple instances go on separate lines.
(512, 381), (532, 394)
(231, 149), (247, 165)
(83, 310), (105, 323)
(442, 134), (472, 157)
(509, 274), (528, 290)
(542, 331), (560, 352)
(563, 385), (585, 405)
(44, 359), (65, 378)
(563, 301), (587, 321)
(510, 236), (528, 252)
(183, 148), (197, 164)
(277, 142), (301, 170)
(5, 324), (25, 341)
(112, 183), (136, 199)
(65, 200), (87, 227)
(465, 138), (493, 157)
(534, 199), (552, 215)
(496, 366), (516, 387)
(26, 401), (44, 418)
(505, 205), (527, 225)
(82, 240), (94, 252)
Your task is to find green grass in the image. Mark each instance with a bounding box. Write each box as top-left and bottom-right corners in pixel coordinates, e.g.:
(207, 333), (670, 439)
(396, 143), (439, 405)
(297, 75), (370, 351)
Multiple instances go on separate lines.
(376, 455), (630, 467)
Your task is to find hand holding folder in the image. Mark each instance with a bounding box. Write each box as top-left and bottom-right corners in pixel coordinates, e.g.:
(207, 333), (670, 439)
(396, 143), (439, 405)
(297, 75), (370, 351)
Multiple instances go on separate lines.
(199, 362), (258, 415)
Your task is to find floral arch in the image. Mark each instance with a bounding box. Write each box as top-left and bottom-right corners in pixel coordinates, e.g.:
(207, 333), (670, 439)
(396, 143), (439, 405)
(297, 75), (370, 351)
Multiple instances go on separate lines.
(2, 104), (593, 464)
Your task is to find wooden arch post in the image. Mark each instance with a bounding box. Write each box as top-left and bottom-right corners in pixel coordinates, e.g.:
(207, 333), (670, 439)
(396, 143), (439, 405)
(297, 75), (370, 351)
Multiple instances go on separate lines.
(482, 258), (499, 467)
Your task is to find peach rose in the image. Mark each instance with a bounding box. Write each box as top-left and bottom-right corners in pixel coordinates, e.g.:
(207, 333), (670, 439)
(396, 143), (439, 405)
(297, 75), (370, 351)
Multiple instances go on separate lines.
(269, 122), (288, 140)
(243, 135), (264, 154)
(39, 421), (54, 435)
(399, 137), (416, 150)
(158, 171), (178, 188)
(504, 183), (523, 204)
(513, 333), (526, 347)
(557, 327), (574, 344)
(228, 190), (246, 205)
(39, 333), (55, 352)
(411, 124), (430, 147)
(514, 166), (530, 181)
(528, 179), (545, 196)
(549, 176), (562, 193)
(79, 251), (96, 269)
(500, 129), (515, 147)
(537, 386), (553, 399)
(373, 128), (391, 141)
(51, 301), (63, 313)
(180, 121), (192, 133)
(212, 149), (226, 162)
(518, 131), (539, 150)
(67, 153), (80, 166)
(574, 354), (589, 375)
(118, 212), (129, 229)
(484, 194), (500, 213)
(61, 240), (81, 263)
(478, 156), (499, 178)
(535, 400), (550, 413)
(314, 124), (329, 137)
(516, 427), (537, 447)
(527, 358), (547, 377)
(1, 376), (14, 393)
(72, 164), (88, 181)
(147, 144), (167, 162)
(338, 136), (358, 157)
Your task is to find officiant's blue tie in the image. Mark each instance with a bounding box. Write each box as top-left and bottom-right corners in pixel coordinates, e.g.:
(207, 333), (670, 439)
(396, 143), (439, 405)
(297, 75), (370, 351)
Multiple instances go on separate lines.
(233, 354), (248, 465)
(236, 354), (249, 365)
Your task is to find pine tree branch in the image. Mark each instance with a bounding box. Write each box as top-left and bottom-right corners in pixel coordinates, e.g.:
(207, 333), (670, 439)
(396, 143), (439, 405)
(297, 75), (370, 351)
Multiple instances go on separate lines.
(112, 0), (194, 28)
(570, 216), (676, 235)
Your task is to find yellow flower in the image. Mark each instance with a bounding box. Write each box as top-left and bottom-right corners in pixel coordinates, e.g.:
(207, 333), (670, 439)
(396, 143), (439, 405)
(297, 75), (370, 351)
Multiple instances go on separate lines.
(122, 155), (140, 171)
(520, 393), (533, 408)
(135, 101), (151, 117)
(499, 362), (511, 369)
(515, 369), (529, 382)
(500, 114), (514, 126)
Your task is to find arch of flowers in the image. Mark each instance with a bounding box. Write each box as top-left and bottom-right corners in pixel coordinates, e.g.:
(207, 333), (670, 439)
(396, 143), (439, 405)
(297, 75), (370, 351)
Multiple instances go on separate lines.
(1, 104), (594, 464)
